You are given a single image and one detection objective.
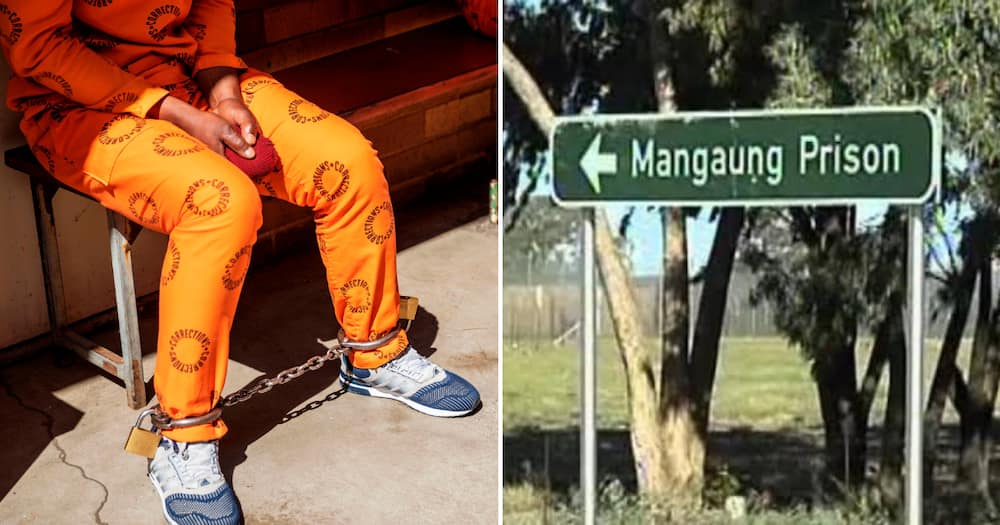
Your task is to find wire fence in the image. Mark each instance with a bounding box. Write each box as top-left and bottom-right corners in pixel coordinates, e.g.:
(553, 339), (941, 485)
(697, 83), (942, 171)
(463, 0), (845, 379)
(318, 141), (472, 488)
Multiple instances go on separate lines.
(503, 265), (992, 345)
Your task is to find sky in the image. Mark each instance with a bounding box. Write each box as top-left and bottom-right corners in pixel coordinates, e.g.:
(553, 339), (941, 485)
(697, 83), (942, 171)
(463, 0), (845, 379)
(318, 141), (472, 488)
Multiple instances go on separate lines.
(521, 161), (891, 276)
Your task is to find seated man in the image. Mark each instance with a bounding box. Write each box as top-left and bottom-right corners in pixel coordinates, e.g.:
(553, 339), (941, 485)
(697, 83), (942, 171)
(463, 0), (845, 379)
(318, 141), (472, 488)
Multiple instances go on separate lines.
(0, 1), (480, 523)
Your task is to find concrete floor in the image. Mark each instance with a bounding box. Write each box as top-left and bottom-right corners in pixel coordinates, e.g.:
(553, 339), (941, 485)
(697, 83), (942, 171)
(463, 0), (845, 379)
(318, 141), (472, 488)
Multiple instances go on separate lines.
(0, 181), (498, 524)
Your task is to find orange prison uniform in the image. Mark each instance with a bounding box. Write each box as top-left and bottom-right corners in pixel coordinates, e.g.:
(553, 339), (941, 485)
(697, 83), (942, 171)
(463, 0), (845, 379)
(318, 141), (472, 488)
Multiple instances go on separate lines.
(1, 0), (409, 442)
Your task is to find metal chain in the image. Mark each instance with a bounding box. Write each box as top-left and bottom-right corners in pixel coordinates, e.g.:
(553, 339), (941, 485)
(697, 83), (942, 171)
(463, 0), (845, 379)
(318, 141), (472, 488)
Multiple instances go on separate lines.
(220, 344), (346, 408)
(145, 326), (402, 428)
(145, 344), (345, 429)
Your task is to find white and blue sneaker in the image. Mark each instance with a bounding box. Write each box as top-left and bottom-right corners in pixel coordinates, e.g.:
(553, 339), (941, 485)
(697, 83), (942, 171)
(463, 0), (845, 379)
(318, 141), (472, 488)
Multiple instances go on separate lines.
(340, 346), (480, 417)
(148, 437), (240, 525)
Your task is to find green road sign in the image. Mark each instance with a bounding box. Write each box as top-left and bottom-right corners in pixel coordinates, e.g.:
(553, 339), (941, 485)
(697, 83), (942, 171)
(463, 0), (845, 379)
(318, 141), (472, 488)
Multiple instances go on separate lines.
(551, 107), (940, 206)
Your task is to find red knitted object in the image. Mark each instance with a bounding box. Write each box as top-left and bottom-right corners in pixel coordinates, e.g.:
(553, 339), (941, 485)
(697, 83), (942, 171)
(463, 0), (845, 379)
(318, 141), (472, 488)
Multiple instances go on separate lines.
(457, 0), (497, 39)
(225, 135), (278, 178)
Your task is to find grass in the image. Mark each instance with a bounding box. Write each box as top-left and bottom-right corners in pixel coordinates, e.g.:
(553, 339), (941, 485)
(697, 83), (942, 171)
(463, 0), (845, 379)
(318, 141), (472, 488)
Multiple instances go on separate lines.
(504, 336), (965, 432)
(503, 481), (888, 524)
(503, 336), (972, 522)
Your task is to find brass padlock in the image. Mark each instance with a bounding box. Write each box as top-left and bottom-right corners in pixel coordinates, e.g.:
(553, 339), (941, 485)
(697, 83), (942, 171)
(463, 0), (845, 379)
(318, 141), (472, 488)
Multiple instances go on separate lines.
(399, 296), (419, 321)
(124, 408), (162, 458)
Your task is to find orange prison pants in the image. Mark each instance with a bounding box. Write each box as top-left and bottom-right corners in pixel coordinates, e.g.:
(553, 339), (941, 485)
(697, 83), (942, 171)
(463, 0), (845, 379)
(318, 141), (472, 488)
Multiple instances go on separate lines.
(19, 70), (409, 442)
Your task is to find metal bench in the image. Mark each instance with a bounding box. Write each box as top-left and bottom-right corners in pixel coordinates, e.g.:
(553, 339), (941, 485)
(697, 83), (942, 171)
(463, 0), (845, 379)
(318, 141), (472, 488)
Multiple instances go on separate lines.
(5, 146), (147, 408)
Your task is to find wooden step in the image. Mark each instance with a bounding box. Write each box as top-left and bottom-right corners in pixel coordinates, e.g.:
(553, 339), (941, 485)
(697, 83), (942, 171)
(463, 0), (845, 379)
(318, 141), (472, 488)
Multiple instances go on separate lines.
(237, 0), (461, 72)
(271, 17), (496, 115)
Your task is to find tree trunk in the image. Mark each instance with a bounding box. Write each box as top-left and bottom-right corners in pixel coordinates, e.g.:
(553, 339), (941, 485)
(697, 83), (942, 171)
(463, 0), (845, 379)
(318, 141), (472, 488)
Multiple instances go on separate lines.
(650, 208), (704, 507)
(502, 41), (710, 509)
(959, 260), (1000, 516)
(594, 210), (703, 508)
(691, 208), (746, 437)
(813, 338), (864, 491)
(642, 4), (704, 507)
(877, 294), (906, 514)
(857, 328), (888, 429)
(660, 208), (690, 370)
(807, 208), (865, 491)
(923, 243), (978, 497)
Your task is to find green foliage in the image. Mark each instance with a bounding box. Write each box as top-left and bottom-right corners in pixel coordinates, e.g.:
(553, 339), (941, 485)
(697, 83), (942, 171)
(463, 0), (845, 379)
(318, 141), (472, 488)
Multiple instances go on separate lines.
(503, 196), (580, 275)
(766, 25), (833, 108)
(740, 0), (1000, 359)
(743, 208), (907, 360)
(845, 0), (1000, 205)
(503, 1), (653, 220)
(703, 464), (744, 507)
(744, 212), (859, 358)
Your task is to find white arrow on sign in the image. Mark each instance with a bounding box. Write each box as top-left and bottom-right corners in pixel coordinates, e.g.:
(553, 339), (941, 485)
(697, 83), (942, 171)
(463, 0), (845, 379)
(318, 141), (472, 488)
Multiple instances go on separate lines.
(580, 133), (617, 194)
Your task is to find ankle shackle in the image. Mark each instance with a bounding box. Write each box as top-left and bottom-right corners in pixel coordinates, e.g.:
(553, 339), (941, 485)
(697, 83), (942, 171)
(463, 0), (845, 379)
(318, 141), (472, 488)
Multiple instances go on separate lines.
(149, 406), (223, 431)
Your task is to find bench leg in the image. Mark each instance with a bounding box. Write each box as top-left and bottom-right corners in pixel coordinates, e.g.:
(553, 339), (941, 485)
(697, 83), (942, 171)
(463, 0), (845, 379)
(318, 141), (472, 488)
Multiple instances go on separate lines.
(108, 210), (146, 409)
(29, 180), (147, 408)
(31, 180), (68, 340)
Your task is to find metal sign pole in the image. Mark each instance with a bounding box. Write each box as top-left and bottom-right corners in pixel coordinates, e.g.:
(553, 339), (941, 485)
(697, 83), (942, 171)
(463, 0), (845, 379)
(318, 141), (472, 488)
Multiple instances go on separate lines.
(905, 204), (924, 525)
(581, 208), (597, 524)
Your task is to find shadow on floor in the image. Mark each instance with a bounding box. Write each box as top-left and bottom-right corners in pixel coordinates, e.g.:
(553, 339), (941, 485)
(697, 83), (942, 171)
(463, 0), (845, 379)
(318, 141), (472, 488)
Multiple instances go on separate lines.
(0, 353), (88, 498)
(215, 303), (441, 484)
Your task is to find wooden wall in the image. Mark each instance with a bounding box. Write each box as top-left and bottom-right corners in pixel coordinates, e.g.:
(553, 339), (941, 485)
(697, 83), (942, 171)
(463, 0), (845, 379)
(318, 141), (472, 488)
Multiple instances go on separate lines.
(235, 0), (461, 72)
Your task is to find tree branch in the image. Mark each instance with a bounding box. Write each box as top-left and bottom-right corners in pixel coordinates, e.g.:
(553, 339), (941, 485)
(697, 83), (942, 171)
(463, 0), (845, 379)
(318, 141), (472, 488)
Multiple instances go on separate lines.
(789, 207), (820, 247)
(926, 271), (950, 286)
(502, 43), (559, 230)
(502, 43), (557, 137)
(501, 42), (651, 385)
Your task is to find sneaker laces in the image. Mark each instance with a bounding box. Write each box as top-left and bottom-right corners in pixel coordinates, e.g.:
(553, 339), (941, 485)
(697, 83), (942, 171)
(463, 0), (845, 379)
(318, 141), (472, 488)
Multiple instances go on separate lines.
(386, 347), (438, 382)
(174, 441), (222, 488)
